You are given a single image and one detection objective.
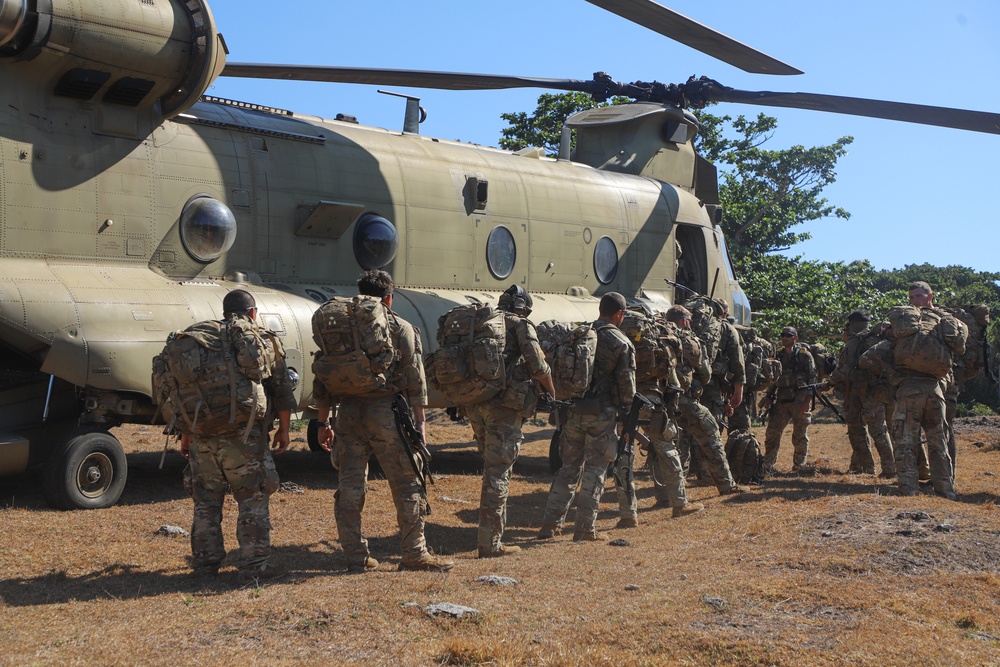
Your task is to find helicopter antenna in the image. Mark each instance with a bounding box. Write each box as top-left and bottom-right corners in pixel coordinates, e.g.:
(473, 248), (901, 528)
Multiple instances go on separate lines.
(378, 90), (427, 134)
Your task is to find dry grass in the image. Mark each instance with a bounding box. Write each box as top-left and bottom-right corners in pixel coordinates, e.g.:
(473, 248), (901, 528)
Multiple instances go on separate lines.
(2, 411), (1000, 666)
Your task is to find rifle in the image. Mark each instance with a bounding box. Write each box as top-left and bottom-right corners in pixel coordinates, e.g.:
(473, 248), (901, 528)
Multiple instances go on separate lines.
(391, 394), (434, 514)
(536, 393), (575, 414)
(801, 382), (846, 423)
(538, 393), (575, 474)
(664, 278), (705, 300)
(611, 393), (653, 507)
(758, 390), (776, 426)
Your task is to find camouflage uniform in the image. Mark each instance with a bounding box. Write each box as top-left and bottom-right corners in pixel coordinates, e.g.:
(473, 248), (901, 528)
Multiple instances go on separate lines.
(728, 326), (766, 433)
(316, 310), (432, 567)
(892, 373), (954, 497)
(642, 396), (687, 508)
(674, 327), (740, 494)
(762, 344), (817, 470)
(467, 313), (550, 554)
(188, 315), (296, 572)
(541, 321), (635, 536)
(829, 328), (895, 476)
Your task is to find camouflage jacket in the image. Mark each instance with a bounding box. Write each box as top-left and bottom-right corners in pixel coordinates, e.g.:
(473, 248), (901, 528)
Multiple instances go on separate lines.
(586, 321), (636, 408)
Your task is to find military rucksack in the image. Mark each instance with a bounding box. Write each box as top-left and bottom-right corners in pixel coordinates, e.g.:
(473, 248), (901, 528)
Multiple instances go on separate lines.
(620, 309), (674, 385)
(888, 305), (966, 379)
(152, 318), (274, 439)
(665, 322), (707, 393)
(311, 295), (397, 397)
(684, 296), (723, 364)
(940, 304), (989, 379)
(536, 320), (598, 399)
(424, 303), (507, 406)
(725, 430), (765, 485)
(734, 324), (766, 390)
(808, 343), (838, 381)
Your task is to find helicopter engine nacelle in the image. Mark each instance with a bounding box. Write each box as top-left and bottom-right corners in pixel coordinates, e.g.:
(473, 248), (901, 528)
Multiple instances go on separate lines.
(0, 0), (226, 125)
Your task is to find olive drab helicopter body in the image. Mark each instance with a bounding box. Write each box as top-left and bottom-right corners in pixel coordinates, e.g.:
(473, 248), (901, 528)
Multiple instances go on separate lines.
(0, 0), (997, 509)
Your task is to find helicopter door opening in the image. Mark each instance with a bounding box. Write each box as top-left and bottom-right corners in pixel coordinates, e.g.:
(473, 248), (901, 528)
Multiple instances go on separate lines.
(674, 224), (708, 297)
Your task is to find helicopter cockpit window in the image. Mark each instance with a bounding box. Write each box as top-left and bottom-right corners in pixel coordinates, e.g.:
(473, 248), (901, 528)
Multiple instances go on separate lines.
(594, 236), (618, 284)
(179, 196), (237, 263)
(353, 214), (398, 270)
(486, 225), (516, 280)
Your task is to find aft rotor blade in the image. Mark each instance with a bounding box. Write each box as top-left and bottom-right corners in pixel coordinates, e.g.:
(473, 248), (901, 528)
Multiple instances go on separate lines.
(221, 64), (597, 93)
(709, 87), (1000, 135)
(585, 0), (802, 75)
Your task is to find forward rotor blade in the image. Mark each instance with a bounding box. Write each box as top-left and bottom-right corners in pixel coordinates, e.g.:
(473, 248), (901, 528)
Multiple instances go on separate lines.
(585, 0), (802, 75)
(706, 86), (1000, 135)
(221, 64), (597, 93)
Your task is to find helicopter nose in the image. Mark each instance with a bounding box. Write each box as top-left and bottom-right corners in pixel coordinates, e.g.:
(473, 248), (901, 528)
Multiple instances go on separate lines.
(0, 0), (27, 49)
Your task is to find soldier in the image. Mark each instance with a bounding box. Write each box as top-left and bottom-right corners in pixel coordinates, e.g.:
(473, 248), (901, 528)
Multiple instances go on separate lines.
(828, 310), (896, 477)
(537, 292), (636, 541)
(316, 270), (454, 572)
(879, 281), (963, 498)
(669, 305), (744, 496)
(467, 285), (555, 557)
(759, 326), (817, 473)
(729, 324), (770, 432)
(645, 314), (705, 518)
(180, 289), (296, 581)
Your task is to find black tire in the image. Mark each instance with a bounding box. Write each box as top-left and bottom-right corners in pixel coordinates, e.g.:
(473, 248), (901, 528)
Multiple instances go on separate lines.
(43, 429), (127, 510)
(307, 419), (324, 452)
(548, 428), (563, 474)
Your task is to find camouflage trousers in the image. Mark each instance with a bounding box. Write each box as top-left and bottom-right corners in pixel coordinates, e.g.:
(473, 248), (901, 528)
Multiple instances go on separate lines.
(468, 401), (522, 553)
(676, 395), (737, 493)
(892, 378), (954, 497)
(335, 396), (428, 567)
(729, 392), (754, 432)
(763, 394), (811, 470)
(541, 406), (617, 534)
(682, 384), (728, 480)
(188, 426), (278, 570)
(642, 406), (687, 508)
(844, 390), (895, 475)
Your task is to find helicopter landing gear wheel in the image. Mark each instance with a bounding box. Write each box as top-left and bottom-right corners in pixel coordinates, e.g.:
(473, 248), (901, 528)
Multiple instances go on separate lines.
(43, 429), (128, 510)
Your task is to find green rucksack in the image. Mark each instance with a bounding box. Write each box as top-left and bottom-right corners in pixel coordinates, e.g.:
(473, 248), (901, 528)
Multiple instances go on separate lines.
(311, 295), (397, 397)
(888, 305), (966, 379)
(684, 296), (723, 364)
(152, 317), (273, 439)
(725, 430), (764, 484)
(620, 309), (675, 385)
(424, 303), (507, 406)
(536, 320), (598, 399)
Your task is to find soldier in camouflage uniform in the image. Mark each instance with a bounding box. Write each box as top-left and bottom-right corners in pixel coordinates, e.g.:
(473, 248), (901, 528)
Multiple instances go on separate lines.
(669, 306), (743, 496)
(316, 270), (454, 573)
(828, 310), (895, 477)
(468, 285), (554, 558)
(538, 293), (636, 541)
(759, 326), (817, 473)
(182, 289), (296, 581)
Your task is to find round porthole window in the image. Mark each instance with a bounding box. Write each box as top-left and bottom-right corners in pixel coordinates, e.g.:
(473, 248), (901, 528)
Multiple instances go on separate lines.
(594, 236), (618, 284)
(179, 196), (237, 263)
(486, 225), (516, 280)
(353, 214), (398, 270)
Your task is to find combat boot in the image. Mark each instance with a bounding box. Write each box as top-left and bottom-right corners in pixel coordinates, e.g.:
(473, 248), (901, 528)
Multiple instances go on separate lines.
(400, 552), (455, 572)
(238, 562), (287, 583)
(478, 544), (521, 559)
(347, 556), (379, 574)
(720, 484), (745, 496)
(191, 562), (220, 579)
(672, 502), (705, 518)
(615, 516), (639, 529)
(536, 524), (561, 540)
(572, 530), (609, 542)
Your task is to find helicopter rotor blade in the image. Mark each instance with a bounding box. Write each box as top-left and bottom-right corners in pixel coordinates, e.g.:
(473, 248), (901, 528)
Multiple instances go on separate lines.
(691, 80), (1000, 135)
(221, 64), (599, 93)
(584, 0), (802, 76)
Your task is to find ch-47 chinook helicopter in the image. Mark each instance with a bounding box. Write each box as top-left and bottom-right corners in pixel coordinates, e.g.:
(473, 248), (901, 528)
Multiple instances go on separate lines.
(1, 0), (998, 510)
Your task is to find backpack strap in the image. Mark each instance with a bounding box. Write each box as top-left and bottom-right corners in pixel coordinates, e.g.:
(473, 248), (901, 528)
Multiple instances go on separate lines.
(222, 322), (238, 425)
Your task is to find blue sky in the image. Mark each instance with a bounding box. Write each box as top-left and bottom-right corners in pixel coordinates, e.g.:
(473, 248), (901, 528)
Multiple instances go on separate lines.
(207, 0), (1000, 274)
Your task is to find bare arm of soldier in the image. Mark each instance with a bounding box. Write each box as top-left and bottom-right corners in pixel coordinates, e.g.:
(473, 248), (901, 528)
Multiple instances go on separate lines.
(273, 409), (291, 454)
(181, 432), (190, 459)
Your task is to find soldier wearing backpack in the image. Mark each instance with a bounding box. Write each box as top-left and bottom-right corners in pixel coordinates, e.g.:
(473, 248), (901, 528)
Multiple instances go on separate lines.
(759, 326), (817, 474)
(314, 270), (454, 573)
(158, 289), (296, 582)
(881, 281), (965, 499)
(537, 293), (636, 542)
(668, 305), (744, 496)
(467, 285), (554, 558)
(828, 310), (896, 477)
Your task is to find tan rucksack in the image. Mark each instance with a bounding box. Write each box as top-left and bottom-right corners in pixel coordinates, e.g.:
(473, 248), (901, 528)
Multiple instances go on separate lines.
(152, 318), (274, 439)
(311, 295), (397, 397)
(536, 320), (598, 399)
(621, 309), (674, 385)
(941, 304), (989, 379)
(888, 305), (966, 379)
(424, 304), (507, 406)
(684, 296), (723, 363)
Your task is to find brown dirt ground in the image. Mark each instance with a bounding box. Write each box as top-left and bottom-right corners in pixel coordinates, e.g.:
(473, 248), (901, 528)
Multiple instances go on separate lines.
(1, 409), (999, 666)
